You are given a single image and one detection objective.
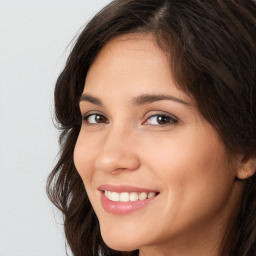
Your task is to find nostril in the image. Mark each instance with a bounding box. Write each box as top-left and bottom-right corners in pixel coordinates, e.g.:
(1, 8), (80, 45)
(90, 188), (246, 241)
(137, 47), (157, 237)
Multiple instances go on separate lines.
(95, 150), (140, 173)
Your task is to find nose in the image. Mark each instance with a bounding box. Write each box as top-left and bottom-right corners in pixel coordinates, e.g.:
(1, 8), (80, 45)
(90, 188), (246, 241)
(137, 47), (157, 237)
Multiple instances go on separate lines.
(94, 127), (140, 173)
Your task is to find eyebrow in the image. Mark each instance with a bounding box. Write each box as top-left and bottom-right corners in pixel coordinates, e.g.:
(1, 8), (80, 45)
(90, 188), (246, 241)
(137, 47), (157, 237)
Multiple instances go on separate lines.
(79, 94), (103, 106)
(79, 93), (190, 106)
(132, 94), (190, 106)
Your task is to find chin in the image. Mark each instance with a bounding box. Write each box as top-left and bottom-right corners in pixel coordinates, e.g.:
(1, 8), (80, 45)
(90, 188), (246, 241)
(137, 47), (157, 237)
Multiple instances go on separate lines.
(100, 227), (141, 251)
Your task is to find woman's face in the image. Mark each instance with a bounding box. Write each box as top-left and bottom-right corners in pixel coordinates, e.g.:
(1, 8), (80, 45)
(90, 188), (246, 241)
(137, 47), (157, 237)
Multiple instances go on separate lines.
(74, 34), (243, 254)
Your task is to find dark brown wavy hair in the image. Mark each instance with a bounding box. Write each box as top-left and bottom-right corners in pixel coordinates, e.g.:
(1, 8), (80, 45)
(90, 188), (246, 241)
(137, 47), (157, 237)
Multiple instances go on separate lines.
(47, 1), (256, 255)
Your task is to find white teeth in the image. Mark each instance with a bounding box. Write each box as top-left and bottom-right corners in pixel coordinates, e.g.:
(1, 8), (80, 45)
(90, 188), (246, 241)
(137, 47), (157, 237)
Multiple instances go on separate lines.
(148, 192), (156, 199)
(111, 192), (119, 201)
(120, 192), (129, 202)
(130, 192), (139, 201)
(139, 192), (147, 200)
(104, 190), (157, 202)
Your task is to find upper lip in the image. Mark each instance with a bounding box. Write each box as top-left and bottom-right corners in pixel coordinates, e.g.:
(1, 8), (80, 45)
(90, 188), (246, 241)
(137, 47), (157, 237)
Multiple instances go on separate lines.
(98, 184), (159, 193)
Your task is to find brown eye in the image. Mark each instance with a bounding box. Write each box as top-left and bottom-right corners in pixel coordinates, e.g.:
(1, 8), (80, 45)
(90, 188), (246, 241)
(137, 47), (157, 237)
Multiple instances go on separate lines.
(156, 115), (171, 124)
(83, 114), (109, 124)
(145, 114), (177, 126)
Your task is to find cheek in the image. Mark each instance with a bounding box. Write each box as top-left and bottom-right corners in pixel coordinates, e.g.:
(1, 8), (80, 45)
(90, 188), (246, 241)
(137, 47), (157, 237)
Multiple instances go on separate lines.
(145, 124), (228, 179)
(141, 127), (232, 209)
(140, 130), (220, 180)
(73, 133), (95, 183)
(73, 135), (101, 211)
(135, 132), (234, 240)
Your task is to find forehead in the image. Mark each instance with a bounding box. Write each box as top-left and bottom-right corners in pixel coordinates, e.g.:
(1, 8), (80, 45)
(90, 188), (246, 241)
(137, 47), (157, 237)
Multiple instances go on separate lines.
(93, 33), (162, 60)
(84, 33), (191, 102)
(88, 33), (171, 79)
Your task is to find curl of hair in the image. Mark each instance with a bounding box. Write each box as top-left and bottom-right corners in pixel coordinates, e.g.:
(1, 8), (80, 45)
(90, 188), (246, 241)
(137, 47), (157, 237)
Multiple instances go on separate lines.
(47, 1), (256, 255)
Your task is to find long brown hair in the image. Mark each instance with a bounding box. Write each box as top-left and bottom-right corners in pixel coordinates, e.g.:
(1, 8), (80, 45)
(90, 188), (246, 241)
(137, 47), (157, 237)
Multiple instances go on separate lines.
(47, 1), (256, 255)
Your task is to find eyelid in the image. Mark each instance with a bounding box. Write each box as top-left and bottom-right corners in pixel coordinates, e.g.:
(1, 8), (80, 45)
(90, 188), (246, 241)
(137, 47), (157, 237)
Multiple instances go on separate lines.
(82, 111), (109, 124)
(143, 111), (178, 126)
(81, 110), (105, 119)
(80, 109), (178, 127)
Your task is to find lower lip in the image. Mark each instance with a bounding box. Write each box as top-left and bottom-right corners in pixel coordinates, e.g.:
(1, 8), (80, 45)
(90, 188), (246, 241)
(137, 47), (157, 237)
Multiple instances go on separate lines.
(100, 192), (158, 215)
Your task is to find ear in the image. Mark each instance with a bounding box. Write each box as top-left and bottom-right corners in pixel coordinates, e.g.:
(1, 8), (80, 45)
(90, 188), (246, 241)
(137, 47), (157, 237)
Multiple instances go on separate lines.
(236, 157), (256, 180)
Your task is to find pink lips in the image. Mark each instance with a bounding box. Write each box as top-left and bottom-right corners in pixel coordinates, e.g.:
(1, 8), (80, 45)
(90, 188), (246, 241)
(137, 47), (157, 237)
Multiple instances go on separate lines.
(98, 184), (159, 215)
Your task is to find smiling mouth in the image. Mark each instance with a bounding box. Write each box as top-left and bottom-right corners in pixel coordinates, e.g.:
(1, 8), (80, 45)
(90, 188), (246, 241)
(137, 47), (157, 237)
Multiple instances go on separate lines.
(99, 186), (160, 214)
(103, 191), (158, 202)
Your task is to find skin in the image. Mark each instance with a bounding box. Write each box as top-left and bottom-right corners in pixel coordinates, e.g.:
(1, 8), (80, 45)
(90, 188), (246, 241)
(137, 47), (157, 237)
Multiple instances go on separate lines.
(74, 34), (245, 256)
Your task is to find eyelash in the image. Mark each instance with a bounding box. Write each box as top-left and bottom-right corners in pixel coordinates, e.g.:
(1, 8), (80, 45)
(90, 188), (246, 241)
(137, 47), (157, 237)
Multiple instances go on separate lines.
(82, 112), (178, 127)
(82, 113), (109, 125)
(143, 114), (178, 126)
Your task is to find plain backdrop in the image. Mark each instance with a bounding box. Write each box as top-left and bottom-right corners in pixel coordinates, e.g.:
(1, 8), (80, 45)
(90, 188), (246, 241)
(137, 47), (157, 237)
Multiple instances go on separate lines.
(0, 1), (111, 255)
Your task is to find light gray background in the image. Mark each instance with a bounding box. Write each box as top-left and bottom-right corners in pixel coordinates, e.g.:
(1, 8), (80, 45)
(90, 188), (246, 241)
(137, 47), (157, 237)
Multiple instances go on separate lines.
(0, 1), (111, 255)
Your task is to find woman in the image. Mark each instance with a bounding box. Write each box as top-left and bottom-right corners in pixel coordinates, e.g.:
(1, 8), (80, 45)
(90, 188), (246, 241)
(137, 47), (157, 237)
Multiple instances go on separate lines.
(47, 1), (256, 255)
